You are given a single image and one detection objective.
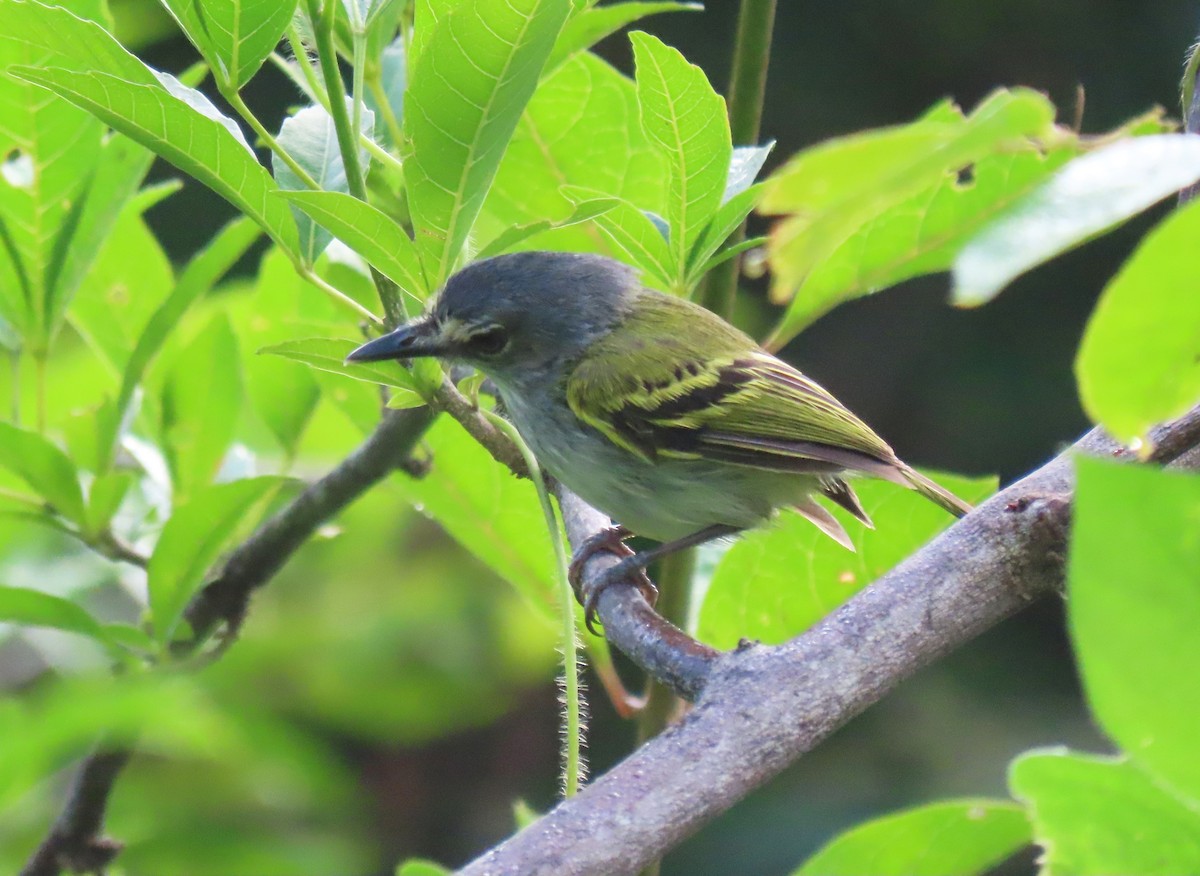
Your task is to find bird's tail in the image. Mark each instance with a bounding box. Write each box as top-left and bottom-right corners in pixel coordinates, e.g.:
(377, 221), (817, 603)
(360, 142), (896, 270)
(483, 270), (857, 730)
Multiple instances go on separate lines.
(900, 466), (973, 518)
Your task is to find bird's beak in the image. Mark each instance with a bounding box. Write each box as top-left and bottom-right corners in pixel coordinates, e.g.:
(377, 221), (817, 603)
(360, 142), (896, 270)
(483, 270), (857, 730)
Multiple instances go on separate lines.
(345, 319), (445, 363)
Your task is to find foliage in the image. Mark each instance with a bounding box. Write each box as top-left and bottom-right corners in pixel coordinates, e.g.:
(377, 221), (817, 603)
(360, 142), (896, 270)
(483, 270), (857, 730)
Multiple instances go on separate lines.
(0, 0), (1198, 873)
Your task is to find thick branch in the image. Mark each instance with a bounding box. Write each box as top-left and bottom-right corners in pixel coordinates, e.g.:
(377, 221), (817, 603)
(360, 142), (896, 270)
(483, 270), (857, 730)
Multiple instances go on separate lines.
(460, 405), (1200, 876)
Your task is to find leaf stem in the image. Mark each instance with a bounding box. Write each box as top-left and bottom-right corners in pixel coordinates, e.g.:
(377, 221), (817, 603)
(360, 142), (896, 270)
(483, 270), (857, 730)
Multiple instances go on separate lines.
(33, 351), (46, 434)
(367, 71), (405, 147)
(308, 0), (369, 202)
(483, 409), (586, 798)
(698, 0), (777, 321)
(285, 26), (328, 105)
(222, 88), (321, 191)
(297, 265), (381, 322)
(10, 349), (20, 426)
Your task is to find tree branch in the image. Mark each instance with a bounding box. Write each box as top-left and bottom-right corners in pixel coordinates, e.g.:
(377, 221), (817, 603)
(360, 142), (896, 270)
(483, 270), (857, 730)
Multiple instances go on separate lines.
(20, 749), (131, 876)
(460, 404), (1200, 876)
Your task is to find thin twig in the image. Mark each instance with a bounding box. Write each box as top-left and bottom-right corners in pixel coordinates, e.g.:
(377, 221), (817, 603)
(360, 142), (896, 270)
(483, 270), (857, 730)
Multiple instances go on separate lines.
(461, 405), (1200, 876)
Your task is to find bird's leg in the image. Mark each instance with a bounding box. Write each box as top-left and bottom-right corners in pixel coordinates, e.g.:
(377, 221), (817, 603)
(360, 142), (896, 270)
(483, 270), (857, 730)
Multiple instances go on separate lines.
(573, 523), (742, 634)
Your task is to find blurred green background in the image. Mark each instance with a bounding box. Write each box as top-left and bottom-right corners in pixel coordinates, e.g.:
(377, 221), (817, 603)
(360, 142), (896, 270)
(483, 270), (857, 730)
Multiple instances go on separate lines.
(4, 2), (1197, 874)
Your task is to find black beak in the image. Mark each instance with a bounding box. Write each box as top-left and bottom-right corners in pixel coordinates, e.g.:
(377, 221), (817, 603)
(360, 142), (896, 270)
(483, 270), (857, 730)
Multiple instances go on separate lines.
(346, 319), (445, 363)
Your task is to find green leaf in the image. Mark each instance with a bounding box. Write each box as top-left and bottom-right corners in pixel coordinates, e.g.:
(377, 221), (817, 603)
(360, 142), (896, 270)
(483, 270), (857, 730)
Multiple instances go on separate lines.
(160, 314), (244, 502)
(404, 0), (571, 284)
(0, 585), (113, 648)
(275, 100), (374, 265)
(698, 473), (993, 649)
(394, 416), (557, 616)
(762, 89), (1058, 305)
(484, 51), (666, 256)
(687, 182), (763, 286)
(261, 336), (421, 393)
(46, 133), (155, 334)
(282, 190), (426, 303)
(768, 141), (1078, 345)
(10, 66), (300, 256)
(84, 470), (134, 538)
(147, 476), (279, 644)
(953, 134), (1200, 305)
(68, 196), (175, 375)
(563, 188), (673, 288)
(631, 31), (731, 284)
(1011, 751), (1200, 876)
(158, 0), (300, 89)
(1069, 459), (1200, 805)
(1075, 199), (1200, 441)
(547, 1), (700, 72)
(795, 799), (1030, 876)
(0, 1), (114, 347)
(396, 860), (451, 876)
(475, 198), (617, 260)
(0, 422), (85, 524)
(108, 217), (261, 470)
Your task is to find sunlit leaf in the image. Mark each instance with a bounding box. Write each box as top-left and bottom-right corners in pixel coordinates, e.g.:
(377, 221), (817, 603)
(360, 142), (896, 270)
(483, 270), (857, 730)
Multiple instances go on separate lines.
(261, 337), (420, 391)
(954, 134), (1200, 305)
(631, 31), (730, 284)
(1075, 199), (1200, 441)
(1011, 751), (1200, 875)
(404, 0), (571, 284)
(795, 799), (1030, 876)
(0, 422), (85, 524)
(1069, 459), (1200, 806)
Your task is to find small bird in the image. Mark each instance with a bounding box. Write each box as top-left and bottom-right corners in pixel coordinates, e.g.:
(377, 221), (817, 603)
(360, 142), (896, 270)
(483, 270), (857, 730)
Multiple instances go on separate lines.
(348, 251), (970, 629)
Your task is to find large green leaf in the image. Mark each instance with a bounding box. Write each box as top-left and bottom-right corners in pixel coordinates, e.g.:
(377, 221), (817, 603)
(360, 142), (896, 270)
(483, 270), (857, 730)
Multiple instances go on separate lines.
(0, 1), (114, 347)
(160, 314), (244, 502)
(282, 190), (426, 304)
(761, 90), (1058, 306)
(158, 0), (299, 89)
(484, 51), (666, 255)
(147, 476), (279, 644)
(795, 799), (1030, 876)
(1069, 459), (1200, 806)
(697, 473), (993, 649)
(563, 188), (673, 288)
(393, 416), (557, 616)
(630, 31), (730, 286)
(954, 134), (1200, 305)
(11, 66), (300, 256)
(766, 142), (1078, 346)
(404, 0), (571, 284)
(1011, 751), (1200, 876)
(0, 421), (85, 524)
(1075, 199), (1200, 441)
(274, 100), (374, 265)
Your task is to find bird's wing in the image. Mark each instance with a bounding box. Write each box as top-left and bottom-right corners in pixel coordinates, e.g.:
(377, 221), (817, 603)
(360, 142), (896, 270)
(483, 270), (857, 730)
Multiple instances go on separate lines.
(566, 296), (902, 480)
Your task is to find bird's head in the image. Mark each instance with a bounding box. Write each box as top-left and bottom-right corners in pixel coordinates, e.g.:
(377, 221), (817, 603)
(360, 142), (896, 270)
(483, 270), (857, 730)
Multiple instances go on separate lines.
(347, 251), (636, 386)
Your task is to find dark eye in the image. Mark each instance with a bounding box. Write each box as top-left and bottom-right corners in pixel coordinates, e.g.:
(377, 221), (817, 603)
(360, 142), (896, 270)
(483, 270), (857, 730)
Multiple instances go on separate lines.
(471, 326), (509, 356)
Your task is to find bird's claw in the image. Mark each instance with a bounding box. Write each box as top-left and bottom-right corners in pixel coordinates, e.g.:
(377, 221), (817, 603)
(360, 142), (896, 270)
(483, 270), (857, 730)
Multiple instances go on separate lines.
(568, 526), (657, 634)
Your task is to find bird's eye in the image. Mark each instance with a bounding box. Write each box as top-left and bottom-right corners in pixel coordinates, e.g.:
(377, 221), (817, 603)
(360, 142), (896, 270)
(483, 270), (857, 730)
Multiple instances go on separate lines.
(471, 325), (509, 356)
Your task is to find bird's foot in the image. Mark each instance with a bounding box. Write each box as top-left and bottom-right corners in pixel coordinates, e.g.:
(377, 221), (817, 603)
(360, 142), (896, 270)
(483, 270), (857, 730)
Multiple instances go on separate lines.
(568, 526), (658, 634)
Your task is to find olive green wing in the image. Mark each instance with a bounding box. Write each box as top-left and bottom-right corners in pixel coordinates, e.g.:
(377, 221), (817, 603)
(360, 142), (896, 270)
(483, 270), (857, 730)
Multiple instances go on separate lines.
(565, 295), (903, 481)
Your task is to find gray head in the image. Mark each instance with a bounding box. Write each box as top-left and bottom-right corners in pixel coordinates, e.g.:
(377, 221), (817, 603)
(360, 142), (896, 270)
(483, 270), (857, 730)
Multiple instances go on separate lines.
(347, 251), (637, 385)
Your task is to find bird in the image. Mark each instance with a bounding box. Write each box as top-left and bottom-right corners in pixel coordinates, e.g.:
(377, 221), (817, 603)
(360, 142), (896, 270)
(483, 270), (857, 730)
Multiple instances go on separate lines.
(347, 251), (971, 630)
